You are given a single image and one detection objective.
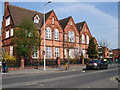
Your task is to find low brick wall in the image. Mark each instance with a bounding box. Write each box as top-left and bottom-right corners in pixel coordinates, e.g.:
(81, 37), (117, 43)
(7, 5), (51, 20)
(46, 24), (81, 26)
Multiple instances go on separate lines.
(7, 64), (85, 71)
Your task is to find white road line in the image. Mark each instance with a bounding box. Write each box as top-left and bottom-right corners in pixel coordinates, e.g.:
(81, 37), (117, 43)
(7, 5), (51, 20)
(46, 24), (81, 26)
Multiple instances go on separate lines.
(25, 83), (37, 86)
(39, 83), (44, 86)
(3, 68), (118, 88)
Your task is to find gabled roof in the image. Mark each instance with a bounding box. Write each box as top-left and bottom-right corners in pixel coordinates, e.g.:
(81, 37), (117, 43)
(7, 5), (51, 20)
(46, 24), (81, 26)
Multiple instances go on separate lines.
(45, 10), (53, 21)
(75, 21), (85, 32)
(59, 16), (71, 29)
(112, 48), (120, 51)
(8, 4), (54, 29)
(8, 4), (44, 28)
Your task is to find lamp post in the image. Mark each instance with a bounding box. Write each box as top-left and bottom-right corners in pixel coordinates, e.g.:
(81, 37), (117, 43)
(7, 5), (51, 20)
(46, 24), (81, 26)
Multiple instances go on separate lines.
(43, 0), (52, 71)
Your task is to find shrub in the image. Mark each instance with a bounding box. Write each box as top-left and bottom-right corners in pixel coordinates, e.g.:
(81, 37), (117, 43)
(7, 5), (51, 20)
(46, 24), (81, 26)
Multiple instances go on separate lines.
(2, 52), (16, 67)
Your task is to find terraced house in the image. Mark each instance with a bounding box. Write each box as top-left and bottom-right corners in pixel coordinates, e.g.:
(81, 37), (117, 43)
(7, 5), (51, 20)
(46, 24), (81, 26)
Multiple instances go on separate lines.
(2, 2), (97, 66)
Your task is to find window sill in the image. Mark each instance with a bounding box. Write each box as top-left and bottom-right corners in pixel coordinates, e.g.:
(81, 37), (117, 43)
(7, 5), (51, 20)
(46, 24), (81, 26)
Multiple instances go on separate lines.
(54, 39), (59, 41)
(32, 57), (39, 59)
(46, 38), (51, 40)
(46, 57), (52, 59)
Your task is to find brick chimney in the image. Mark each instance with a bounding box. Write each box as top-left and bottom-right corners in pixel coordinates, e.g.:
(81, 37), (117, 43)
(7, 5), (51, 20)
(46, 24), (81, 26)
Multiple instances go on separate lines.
(4, 1), (9, 14)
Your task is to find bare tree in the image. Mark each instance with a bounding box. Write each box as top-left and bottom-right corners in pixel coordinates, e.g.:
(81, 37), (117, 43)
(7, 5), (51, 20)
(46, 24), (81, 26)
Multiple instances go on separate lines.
(98, 39), (110, 47)
(74, 46), (83, 60)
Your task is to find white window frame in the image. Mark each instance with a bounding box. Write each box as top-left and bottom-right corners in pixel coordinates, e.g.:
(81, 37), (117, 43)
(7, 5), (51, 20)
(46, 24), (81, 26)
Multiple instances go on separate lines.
(52, 17), (55, 24)
(32, 48), (39, 58)
(69, 49), (75, 58)
(68, 31), (74, 42)
(70, 21), (72, 26)
(64, 34), (66, 41)
(34, 15), (40, 23)
(6, 30), (9, 38)
(64, 49), (67, 58)
(46, 47), (52, 58)
(54, 29), (59, 40)
(46, 27), (51, 39)
(54, 48), (59, 57)
(11, 28), (14, 36)
(86, 35), (89, 44)
(82, 50), (86, 58)
(82, 34), (85, 44)
(76, 36), (79, 43)
(10, 46), (13, 56)
(6, 16), (10, 26)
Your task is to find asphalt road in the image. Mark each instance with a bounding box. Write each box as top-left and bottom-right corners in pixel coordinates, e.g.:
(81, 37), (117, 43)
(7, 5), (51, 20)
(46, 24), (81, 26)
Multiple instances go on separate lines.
(2, 65), (119, 88)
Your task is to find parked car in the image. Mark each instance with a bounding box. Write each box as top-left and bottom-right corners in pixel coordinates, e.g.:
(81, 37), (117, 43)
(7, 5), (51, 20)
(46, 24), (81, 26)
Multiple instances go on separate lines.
(86, 60), (108, 70)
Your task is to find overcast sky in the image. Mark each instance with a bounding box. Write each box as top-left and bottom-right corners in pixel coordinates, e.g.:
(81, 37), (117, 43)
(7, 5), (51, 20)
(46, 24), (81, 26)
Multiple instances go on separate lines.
(0, 0), (119, 49)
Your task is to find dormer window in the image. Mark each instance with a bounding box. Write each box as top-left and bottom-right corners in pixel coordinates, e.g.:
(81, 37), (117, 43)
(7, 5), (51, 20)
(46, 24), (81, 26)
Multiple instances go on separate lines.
(34, 15), (40, 23)
(84, 27), (86, 31)
(80, 26), (81, 30)
(52, 17), (54, 24)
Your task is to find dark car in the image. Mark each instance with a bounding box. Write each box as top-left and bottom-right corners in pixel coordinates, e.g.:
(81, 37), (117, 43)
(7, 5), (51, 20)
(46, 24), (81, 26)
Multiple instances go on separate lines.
(86, 60), (108, 70)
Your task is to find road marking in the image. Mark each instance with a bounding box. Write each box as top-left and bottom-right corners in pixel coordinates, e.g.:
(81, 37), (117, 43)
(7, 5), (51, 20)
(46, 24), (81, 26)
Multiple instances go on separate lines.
(39, 83), (44, 86)
(110, 76), (119, 84)
(25, 83), (37, 86)
(82, 70), (85, 72)
(3, 68), (118, 88)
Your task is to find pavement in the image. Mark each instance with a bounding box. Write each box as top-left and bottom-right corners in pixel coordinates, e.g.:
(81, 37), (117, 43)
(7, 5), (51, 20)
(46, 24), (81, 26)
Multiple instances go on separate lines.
(1, 64), (118, 75)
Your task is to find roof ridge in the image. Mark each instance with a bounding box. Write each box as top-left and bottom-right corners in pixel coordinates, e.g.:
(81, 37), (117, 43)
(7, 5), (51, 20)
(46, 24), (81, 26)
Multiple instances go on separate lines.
(59, 16), (71, 21)
(45, 10), (53, 14)
(8, 4), (44, 15)
(76, 21), (85, 25)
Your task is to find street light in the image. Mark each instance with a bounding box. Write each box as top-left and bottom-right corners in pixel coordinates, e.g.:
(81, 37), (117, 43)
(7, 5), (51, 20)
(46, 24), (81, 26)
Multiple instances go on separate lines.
(43, 0), (52, 71)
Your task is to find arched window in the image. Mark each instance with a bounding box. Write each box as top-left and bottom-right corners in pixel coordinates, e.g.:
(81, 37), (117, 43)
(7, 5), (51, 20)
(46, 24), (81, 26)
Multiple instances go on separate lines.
(52, 17), (54, 24)
(86, 35), (89, 44)
(46, 27), (51, 39)
(82, 34), (85, 44)
(68, 31), (74, 42)
(54, 29), (59, 40)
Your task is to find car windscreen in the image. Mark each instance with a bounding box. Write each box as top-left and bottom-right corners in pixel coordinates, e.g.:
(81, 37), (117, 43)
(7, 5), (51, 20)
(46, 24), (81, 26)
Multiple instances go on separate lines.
(89, 60), (99, 63)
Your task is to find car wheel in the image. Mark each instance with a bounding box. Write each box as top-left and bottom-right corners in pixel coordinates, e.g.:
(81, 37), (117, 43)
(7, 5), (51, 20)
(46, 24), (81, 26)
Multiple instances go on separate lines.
(97, 66), (100, 70)
(105, 66), (108, 69)
(86, 67), (89, 70)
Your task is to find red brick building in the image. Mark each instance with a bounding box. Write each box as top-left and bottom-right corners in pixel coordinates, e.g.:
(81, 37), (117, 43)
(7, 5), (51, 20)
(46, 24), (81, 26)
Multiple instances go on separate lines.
(1, 2), (97, 65)
(112, 48), (120, 62)
(98, 46), (110, 59)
